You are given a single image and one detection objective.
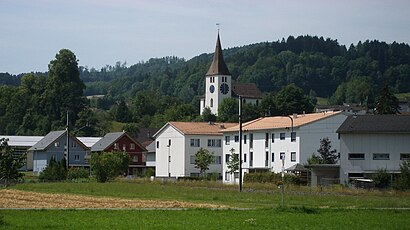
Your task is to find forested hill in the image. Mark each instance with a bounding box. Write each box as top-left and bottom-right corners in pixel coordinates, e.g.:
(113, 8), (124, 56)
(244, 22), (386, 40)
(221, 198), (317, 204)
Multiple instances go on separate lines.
(79, 35), (410, 105)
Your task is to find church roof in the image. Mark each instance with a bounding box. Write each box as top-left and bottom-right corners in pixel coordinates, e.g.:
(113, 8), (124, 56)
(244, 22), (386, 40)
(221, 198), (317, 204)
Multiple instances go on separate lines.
(232, 83), (263, 99)
(206, 33), (231, 76)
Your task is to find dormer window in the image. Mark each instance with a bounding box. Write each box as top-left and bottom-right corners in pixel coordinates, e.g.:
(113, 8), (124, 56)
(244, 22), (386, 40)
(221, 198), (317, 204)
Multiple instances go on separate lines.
(114, 143), (119, 149)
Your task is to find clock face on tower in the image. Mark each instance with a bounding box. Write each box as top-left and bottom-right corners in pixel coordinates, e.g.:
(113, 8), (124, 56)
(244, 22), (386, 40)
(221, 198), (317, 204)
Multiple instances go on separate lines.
(209, 85), (215, 93)
(220, 83), (229, 95)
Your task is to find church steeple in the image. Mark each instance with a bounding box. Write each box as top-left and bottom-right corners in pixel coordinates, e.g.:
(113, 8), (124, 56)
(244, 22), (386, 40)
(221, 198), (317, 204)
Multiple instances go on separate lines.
(206, 33), (231, 76)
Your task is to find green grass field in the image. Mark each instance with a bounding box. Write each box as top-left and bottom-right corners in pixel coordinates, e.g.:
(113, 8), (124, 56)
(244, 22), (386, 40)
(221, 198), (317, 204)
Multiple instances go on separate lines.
(1, 208), (409, 229)
(2, 180), (410, 229)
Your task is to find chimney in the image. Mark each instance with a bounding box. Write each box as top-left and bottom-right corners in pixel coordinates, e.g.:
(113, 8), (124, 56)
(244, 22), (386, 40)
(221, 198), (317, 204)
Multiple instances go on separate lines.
(292, 113), (297, 119)
(219, 124), (225, 129)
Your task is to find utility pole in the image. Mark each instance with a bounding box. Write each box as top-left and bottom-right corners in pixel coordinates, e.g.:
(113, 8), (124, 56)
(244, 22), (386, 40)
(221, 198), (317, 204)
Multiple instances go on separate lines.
(66, 111), (69, 169)
(239, 96), (243, 192)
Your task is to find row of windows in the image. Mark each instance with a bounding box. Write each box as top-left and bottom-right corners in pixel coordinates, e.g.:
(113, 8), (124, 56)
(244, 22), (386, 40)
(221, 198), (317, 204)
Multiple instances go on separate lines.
(54, 141), (78, 148)
(190, 155), (222, 164)
(225, 151), (297, 164)
(113, 143), (136, 150)
(225, 132), (296, 146)
(189, 139), (221, 147)
(209, 76), (228, 83)
(348, 153), (410, 160)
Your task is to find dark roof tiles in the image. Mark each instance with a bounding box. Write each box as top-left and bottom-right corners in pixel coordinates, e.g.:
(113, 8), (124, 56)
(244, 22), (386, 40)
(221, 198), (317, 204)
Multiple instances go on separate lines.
(206, 33), (231, 76)
(337, 115), (410, 133)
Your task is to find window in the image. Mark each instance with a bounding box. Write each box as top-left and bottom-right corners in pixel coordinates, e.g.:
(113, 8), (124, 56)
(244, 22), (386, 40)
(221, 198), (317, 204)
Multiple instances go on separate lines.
(256, 100), (259, 106)
(72, 141), (77, 148)
(250, 152), (253, 167)
(123, 144), (126, 151)
(234, 172), (239, 179)
(190, 139), (200, 147)
(348, 153), (365, 160)
(213, 156), (222, 164)
(156, 141), (159, 148)
(210, 99), (213, 107)
(271, 152), (274, 162)
(243, 99), (246, 104)
(280, 133), (285, 140)
(225, 136), (230, 145)
(265, 151), (269, 166)
(74, 154), (80, 161)
(401, 153), (410, 160)
(373, 153), (390, 160)
(225, 172), (230, 181)
(280, 152), (285, 160)
(114, 143), (119, 149)
(271, 133), (275, 143)
(265, 133), (269, 148)
(225, 154), (230, 163)
(208, 139), (221, 147)
(291, 132), (296, 142)
(244, 153), (247, 163)
(168, 139), (171, 147)
(250, 134), (253, 148)
(133, 155), (139, 162)
(234, 135), (239, 142)
(244, 135), (247, 144)
(54, 142), (60, 147)
(210, 77), (215, 83)
(168, 156), (171, 162)
(130, 143), (135, 150)
(190, 155), (196, 164)
(291, 152), (296, 162)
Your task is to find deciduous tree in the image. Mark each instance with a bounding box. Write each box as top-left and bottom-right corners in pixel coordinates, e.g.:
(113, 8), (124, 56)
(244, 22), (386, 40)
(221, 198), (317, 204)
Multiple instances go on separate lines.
(0, 138), (25, 186)
(194, 148), (214, 177)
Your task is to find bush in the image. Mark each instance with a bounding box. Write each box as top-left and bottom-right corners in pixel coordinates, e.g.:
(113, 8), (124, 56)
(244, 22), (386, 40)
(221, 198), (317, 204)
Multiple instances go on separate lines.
(244, 172), (303, 185)
(145, 168), (155, 177)
(67, 168), (89, 181)
(393, 160), (410, 190)
(373, 168), (390, 188)
(90, 151), (131, 183)
(39, 157), (67, 182)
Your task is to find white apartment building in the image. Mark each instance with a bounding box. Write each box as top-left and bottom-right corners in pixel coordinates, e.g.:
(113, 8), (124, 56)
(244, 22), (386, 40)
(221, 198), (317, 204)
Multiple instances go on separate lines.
(222, 111), (347, 183)
(153, 122), (237, 178)
(337, 115), (410, 184)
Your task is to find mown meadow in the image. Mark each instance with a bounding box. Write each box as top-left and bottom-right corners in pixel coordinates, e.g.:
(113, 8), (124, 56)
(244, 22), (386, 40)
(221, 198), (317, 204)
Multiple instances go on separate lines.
(1, 180), (410, 229)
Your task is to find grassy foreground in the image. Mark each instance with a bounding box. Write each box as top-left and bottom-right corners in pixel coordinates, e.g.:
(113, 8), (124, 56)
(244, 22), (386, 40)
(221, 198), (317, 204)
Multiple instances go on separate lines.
(10, 180), (410, 209)
(2, 180), (410, 229)
(1, 208), (409, 229)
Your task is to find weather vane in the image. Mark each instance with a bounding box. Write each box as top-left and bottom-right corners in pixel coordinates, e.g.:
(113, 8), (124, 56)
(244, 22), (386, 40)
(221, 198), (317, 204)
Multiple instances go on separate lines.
(216, 23), (220, 32)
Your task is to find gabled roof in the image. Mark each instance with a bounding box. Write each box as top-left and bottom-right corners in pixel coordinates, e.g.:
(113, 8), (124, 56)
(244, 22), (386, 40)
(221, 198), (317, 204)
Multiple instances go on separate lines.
(91, 132), (146, 152)
(154, 122), (238, 137)
(28, 130), (66, 151)
(28, 130), (88, 151)
(232, 83), (262, 99)
(223, 111), (343, 132)
(206, 33), (231, 76)
(337, 115), (410, 134)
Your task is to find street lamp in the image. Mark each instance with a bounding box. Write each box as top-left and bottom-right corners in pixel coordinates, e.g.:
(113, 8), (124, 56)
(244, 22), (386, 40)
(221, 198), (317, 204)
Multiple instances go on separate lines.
(167, 143), (171, 178)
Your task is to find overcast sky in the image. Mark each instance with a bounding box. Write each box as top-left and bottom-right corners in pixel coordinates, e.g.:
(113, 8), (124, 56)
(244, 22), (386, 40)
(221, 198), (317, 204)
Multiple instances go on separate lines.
(1, 0), (410, 74)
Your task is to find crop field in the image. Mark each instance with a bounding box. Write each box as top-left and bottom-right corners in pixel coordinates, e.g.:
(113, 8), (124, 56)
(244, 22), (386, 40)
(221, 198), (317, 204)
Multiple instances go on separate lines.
(1, 180), (410, 229)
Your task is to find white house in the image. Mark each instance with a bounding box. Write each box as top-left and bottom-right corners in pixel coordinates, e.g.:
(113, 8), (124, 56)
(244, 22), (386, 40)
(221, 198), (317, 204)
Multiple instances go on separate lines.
(200, 32), (262, 115)
(153, 122), (237, 178)
(221, 111), (347, 183)
(337, 115), (410, 184)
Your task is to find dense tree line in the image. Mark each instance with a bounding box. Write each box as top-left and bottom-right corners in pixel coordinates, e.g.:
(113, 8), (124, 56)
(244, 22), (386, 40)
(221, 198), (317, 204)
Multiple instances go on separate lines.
(0, 35), (409, 135)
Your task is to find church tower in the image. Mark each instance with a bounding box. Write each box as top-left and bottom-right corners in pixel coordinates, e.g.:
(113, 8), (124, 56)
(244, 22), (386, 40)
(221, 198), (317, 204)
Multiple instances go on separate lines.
(200, 33), (232, 115)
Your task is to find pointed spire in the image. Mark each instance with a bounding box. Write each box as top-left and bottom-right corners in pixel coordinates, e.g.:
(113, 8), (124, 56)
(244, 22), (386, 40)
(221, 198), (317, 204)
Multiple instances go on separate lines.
(206, 33), (231, 76)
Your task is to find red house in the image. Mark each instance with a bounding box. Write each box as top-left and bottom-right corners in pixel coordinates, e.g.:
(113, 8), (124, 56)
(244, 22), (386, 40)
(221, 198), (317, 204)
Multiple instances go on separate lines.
(91, 131), (147, 175)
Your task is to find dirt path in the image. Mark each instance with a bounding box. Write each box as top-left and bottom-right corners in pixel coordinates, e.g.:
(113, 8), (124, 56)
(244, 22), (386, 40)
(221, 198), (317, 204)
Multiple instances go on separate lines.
(0, 189), (227, 209)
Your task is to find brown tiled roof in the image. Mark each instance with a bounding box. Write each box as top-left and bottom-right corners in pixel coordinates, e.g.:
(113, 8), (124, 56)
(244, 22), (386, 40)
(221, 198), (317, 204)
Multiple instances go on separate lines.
(169, 122), (237, 135)
(337, 115), (410, 133)
(232, 83), (262, 99)
(223, 111), (342, 132)
(206, 33), (231, 76)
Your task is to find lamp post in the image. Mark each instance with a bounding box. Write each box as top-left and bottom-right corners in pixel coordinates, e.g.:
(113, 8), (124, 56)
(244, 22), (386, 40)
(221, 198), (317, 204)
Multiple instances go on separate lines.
(239, 96), (243, 192)
(167, 144), (171, 178)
